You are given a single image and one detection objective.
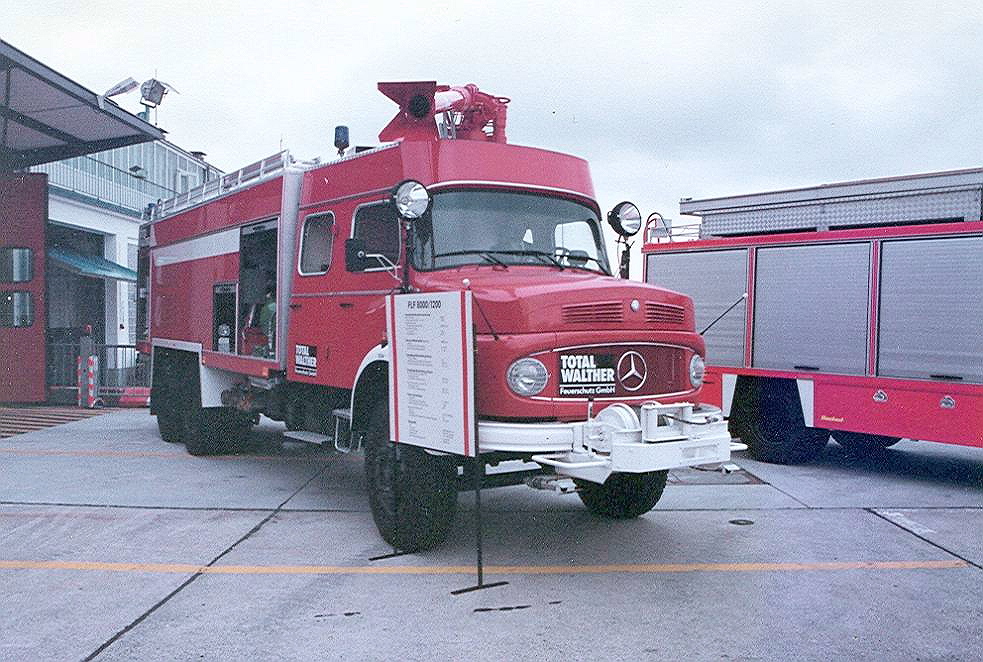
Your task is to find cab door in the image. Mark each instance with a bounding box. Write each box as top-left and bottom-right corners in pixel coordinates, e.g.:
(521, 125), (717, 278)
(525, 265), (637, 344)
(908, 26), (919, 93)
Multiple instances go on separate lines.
(0, 173), (48, 403)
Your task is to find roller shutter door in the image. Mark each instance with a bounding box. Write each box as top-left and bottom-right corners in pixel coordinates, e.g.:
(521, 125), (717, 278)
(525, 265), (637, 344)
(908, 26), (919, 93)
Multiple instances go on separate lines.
(878, 236), (983, 383)
(646, 249), (747, 366)
(752, 243), (870, 374)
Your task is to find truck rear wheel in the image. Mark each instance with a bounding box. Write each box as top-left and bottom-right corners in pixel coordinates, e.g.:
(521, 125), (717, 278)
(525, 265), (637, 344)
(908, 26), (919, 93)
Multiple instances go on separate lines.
(732, 378), (829, 465)
(363, 400), (457, 552)
(184, 407), (250, 456)
(575, 471), (669, 519)
(833, 431), (901, 454)
(156, 408), (183, 443)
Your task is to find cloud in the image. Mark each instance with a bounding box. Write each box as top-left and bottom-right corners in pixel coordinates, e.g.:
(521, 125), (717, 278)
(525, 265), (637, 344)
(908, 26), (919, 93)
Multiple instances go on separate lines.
(5, 0), (983, 276)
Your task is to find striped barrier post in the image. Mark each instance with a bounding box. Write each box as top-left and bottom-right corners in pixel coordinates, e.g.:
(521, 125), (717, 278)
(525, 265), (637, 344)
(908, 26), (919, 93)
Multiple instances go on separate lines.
(79, 355), (102, 409)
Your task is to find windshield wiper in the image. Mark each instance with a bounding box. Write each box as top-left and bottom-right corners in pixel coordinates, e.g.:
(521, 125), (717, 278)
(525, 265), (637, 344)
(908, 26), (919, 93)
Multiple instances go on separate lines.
(562, 253), (608, 273)
(432, 249), (509, 267)
(482, 249), (566, 269)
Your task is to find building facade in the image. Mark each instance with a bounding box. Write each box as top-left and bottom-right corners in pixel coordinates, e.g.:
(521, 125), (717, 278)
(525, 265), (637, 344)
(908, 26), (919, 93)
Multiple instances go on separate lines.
(24, 141), (221, 399)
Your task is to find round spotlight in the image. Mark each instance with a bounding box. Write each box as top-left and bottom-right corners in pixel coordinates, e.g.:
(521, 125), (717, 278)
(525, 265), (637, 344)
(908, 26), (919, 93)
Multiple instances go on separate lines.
(607, 201), (642, 237)
(391, 180), (431, 219)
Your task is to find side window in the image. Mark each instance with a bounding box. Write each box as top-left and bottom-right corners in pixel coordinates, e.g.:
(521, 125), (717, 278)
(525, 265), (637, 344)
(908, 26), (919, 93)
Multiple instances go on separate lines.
(299, 213), (335, 275)
(353, 204), (400, 267)
(0, 248), (33, 283)
(1, 292), (34, 327)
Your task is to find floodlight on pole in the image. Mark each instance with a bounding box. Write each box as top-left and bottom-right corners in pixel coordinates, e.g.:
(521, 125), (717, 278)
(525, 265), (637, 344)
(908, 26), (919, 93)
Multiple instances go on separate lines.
(103, 77), (138, 98)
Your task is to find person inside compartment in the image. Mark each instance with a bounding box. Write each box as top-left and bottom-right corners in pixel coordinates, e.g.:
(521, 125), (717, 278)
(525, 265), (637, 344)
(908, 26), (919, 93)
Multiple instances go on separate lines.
(240, 282), (276, 358)
(258, 285), (276, 355)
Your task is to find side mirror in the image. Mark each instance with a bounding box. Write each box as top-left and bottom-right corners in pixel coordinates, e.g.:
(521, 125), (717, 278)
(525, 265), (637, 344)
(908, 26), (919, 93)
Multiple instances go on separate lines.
(345, 238), (369, 271)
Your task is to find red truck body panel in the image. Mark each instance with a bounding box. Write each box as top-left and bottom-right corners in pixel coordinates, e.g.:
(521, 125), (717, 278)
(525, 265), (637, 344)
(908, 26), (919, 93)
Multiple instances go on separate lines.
(643, 220), (983, 449)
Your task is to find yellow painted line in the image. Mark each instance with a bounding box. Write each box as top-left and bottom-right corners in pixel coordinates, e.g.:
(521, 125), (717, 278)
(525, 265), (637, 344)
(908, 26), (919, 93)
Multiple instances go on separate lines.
(0, 559), (968, 575)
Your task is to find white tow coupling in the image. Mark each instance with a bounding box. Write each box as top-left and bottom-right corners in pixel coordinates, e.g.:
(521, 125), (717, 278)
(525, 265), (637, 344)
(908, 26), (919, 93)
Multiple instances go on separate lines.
(532, 401), (733, 485)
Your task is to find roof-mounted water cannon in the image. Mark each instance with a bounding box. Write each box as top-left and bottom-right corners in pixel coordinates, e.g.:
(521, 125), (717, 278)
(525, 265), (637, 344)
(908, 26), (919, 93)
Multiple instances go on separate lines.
(378, 81), (510, 143)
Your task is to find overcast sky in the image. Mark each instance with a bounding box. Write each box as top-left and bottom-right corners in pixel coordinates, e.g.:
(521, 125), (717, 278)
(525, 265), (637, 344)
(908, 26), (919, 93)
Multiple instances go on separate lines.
(5, 1), (983, 274)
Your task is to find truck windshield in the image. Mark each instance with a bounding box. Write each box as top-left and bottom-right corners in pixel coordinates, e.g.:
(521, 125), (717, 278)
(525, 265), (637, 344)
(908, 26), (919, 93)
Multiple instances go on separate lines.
(413, 190), (610, 274)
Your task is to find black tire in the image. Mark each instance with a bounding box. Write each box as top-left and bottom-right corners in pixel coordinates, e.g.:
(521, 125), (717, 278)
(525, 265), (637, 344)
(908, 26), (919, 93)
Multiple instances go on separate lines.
(363, 400), (457, 552)
(833, 431), (901, 454)
(731, 378), (829, 465)
(184, 407), (250, 456)
(156, 408), (184, 443)
(575, 471), (669, 519)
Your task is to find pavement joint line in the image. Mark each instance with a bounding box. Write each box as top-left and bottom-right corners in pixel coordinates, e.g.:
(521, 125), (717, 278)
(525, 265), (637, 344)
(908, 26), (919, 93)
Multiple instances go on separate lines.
(0, 447), (332, 461)
(0, 500), (368, 514)
(80, 462), (334, 662)
(867, 508), (983, 572)
(0, 559), (969, 575)
(751, 477), (813, 509)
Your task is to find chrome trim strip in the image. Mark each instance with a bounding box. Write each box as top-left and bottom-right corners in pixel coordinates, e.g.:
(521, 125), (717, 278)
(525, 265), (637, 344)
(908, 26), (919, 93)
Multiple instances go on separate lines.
(292, 289), (396, 298)
(152, 338), (202, 353)
(152, 228), (239, 266)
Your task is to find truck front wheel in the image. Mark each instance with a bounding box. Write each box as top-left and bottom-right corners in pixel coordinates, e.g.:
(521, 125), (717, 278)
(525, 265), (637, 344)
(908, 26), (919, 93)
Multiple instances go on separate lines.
(363, 400), (457, 552)
(575, 471), (669, 519)
(732, 378), (829, 465)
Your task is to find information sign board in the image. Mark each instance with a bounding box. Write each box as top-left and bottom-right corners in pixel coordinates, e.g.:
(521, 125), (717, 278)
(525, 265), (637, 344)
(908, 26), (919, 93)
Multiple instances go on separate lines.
(387, 290), (475, 456)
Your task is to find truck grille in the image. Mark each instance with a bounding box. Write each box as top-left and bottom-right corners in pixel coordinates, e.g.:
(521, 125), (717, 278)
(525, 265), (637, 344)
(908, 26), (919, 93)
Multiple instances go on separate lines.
(645, 302), (686, 327)
(562, 301), (623, 324)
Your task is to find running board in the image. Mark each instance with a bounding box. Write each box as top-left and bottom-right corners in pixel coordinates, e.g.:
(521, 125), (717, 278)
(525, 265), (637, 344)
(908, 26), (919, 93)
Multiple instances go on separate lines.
(283, 430), (332, 445)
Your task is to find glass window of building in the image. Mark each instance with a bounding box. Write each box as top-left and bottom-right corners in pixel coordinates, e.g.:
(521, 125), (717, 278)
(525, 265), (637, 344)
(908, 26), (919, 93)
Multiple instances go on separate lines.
(0, 292), (34, 327)
(0, 248), (33, 283)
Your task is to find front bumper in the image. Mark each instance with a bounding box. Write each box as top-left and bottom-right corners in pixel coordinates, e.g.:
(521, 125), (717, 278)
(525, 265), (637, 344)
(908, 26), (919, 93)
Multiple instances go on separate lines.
(478, 402), (733, 484)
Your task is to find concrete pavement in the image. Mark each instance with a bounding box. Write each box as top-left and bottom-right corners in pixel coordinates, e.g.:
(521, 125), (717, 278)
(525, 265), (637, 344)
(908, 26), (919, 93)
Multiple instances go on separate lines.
(1, 410), (981, 661)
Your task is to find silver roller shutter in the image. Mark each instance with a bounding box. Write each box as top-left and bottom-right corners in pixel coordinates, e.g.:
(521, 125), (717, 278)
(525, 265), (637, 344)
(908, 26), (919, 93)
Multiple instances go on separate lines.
(752, 243), (870, 374)
(878, 236), (983, 383)
(646, 249), (747, 366)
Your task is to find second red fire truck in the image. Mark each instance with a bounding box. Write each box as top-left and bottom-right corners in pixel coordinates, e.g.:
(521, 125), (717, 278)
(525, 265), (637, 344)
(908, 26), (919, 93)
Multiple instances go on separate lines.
(140, 81), (732, 550)
(642, 170), (983, 464)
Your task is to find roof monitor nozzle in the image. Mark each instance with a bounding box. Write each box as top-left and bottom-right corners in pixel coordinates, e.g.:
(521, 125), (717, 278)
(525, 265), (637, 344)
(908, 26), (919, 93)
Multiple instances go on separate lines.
(334, 126), (350, 156)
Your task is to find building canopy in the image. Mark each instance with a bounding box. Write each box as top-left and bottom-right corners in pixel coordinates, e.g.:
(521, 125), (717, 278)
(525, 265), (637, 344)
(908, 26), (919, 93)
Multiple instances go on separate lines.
(48, 247), (137, 282)
(0, 39), (164, 172)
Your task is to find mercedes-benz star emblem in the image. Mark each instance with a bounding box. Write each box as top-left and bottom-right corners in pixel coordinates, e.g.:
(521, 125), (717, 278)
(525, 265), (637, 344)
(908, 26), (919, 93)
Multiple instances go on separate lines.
(617, 351), (647, 392)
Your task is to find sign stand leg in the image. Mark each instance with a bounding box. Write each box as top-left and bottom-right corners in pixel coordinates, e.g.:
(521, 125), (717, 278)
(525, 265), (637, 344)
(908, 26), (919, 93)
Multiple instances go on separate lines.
(451, 348), (507, 595)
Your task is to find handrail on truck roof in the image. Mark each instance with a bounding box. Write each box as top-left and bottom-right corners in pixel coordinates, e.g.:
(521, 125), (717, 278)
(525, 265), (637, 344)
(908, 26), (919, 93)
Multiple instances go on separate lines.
(150, 151), (292, 220)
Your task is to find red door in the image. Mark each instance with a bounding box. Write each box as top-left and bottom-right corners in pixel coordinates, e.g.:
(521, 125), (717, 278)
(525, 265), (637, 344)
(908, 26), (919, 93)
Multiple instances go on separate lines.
(0, 173), (48, 403)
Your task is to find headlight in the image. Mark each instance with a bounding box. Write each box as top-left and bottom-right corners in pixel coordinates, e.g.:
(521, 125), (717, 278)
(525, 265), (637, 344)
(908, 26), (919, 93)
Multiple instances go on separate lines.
(507, 358), (549, 397)
(689, 354), (705, 388)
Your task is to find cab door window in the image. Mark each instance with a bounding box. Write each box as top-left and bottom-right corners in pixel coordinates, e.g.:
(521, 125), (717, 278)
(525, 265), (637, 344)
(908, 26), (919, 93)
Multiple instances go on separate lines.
(352, 203), (400, 269)
(299, 213), (335, 275)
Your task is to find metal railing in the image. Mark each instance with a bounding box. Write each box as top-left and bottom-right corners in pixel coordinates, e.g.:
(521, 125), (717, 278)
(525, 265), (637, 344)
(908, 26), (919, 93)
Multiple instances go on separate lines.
(644, 217), (703, 244)
(46, 343), (150, 393)
(32, 159), (176, 214)
(152, 151), (291, 219)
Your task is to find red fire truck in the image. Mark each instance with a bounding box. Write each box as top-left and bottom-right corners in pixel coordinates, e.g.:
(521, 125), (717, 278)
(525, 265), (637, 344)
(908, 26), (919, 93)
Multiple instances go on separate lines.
(140, 81), (732, 550)
(642, 170), (983, 464)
